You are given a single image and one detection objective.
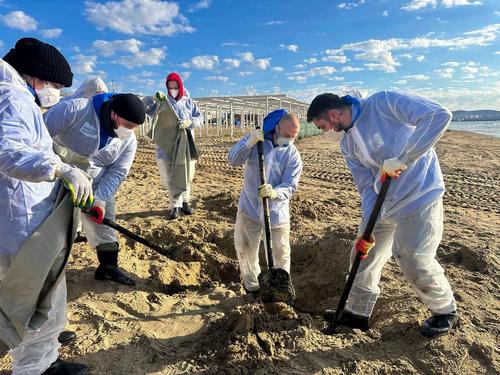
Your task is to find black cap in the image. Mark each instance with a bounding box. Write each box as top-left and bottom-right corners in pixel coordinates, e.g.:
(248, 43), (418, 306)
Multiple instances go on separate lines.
(110, 94), (146, 124)
(3, 37), (73, 87)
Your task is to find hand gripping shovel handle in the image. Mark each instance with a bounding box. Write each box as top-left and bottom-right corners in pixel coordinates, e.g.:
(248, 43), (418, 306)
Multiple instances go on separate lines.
(330, 175), (392, 331)
(256, 126), (274, 270)
(82, 209), (175, 259)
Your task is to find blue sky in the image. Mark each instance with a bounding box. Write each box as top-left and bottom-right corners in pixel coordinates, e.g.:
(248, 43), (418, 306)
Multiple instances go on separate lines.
(1, 0), (499, 110)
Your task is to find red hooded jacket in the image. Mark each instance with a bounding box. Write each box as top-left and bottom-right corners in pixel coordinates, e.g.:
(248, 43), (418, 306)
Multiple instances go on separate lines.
(166, 72), (184, 101)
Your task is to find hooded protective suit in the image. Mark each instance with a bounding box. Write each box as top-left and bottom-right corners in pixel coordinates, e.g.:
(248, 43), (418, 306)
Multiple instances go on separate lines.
(338, 91), (456, 318)
(156, 77), (203, 209)
(0, 59), (68, 374)
(44, 95), (137, 246)
(228, 129), (302, 291)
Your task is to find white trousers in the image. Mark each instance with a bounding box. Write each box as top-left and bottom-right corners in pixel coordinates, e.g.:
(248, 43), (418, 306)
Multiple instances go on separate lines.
(156, 158), (196, 209)
(346, 198), (457, 317)
(9, 276), (67, 375)
(234, 211), (291, 291)
(81, 197), (117, 247)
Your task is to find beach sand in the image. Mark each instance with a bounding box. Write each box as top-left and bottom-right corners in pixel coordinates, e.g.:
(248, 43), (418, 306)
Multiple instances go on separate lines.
(1, 129), (499, 374)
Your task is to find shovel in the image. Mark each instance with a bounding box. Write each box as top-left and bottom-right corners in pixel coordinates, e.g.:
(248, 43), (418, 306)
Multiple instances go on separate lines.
(82, 208), (177, 260)
(324, 175), (392, 334)
(255, 127), (296, 305)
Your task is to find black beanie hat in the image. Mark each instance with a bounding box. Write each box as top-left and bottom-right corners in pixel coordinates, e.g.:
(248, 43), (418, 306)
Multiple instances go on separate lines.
(3, 37), (73, 87)
(110, 94), (146, 124)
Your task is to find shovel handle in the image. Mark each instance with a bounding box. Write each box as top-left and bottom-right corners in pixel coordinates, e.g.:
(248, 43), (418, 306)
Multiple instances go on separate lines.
(82, 209), (175, 259)
(256, 126), (274, 270)
(331, 176), (392, 330)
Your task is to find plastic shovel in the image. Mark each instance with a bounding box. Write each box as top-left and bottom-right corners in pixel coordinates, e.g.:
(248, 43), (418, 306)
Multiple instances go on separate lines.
(324, 175), (392, 334)
(255, 127), (296, 305)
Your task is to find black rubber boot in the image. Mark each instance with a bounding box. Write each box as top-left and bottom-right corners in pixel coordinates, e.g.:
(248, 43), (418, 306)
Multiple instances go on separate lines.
(243, 286), (260, 298)
(421, 312), (458, 337)
(74, 232), (87, 243)
(42, 359), (89, 375)
(168, 207), (181, 220)
(58, 330), (76, 345)
(323, 310), (370, 334)
(95, 243), (136, 286)
(181, 202), (193, 215)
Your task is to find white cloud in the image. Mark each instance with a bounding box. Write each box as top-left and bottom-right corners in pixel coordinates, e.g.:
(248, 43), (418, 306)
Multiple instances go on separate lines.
(442, 61), (460, 67)
(337, 1), (366, 10)
(495, 11), (500, 16)
(237, 52), (271, 70)
(340, 24), (500, 72)
(73, 54), (97, 74)
(382, 10), (389, 17)
(434, 67), (455, 79)
(261, 20), (284, 26)
(0, 11), (37, 31)
(394, 79), (408, 84)
(118, 47), (165, 67)
(321, 49), (348, 63)
(342, 66), (364, 72)
(288, 76), (307, 83)
(304, 58), (318, 64)
(180, 71), (191, 80)
(280, 43), (298, 52)
(294, 64), (306, 69)
(40, 28), (63, 38)
(238, 71), (253, 77)
(220, 42), (250, 47)
(188, 0), (212, 12)
(205, 75), (229, 82)
(416, 55), (425, 62)
(182, 55), (219, 70)
(254, 58), (271, 70)
(329, 76), (345, 81)
(272, 66), (284, 72)
(402, 0), (482, 11)
(93, 39), (143, 56)
(92, 39), (165, 67)
(223, 58), (240, 69)
(495, 51), (500, 55)
(403, 74), (430, 80)
(85, 0), (194, 36)
(288, 66), (337, 83)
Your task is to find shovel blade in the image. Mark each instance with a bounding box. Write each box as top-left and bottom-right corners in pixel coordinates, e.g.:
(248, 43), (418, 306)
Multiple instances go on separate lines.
(258, 268), (296, 305)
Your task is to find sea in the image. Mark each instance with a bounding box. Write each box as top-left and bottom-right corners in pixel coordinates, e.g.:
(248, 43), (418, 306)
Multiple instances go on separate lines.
(449, 121), (500, 138)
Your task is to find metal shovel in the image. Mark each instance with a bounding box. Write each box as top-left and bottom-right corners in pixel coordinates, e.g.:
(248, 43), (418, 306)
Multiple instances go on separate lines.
(255, 128), (296, 305)
(324, 175), (392, 334)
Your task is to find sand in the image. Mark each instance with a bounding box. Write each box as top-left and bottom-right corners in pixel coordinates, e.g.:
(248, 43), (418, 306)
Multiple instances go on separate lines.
(1, 129), (499, 374)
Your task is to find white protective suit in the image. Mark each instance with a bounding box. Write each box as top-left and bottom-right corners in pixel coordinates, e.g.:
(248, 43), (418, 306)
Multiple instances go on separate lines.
(44, 97), (137, 246)
(228, 133), (303, 291)
(0, 59), (67, 374)
(156, 89), (203, 208)
(339, 91), (456, 317)
(62, 77), (108, 101)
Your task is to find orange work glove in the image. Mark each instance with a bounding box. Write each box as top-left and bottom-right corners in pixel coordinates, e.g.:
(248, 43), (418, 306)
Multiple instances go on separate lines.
(354, 235), (375, 260)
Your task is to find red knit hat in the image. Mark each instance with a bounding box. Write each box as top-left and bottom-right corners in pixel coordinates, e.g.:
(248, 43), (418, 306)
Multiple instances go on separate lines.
(165, 72), (184, 101)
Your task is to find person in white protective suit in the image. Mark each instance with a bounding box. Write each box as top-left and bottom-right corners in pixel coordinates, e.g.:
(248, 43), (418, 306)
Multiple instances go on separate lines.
(155, 72), (203, 220)
(228, 111), (302, 295)
(1, 37), (92, 375)
(307, 91), (457, 337)
(44, 93), (146, 287)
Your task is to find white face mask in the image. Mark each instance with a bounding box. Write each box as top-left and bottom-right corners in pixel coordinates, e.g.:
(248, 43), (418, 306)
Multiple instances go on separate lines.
(169, 89), (179, 98)
(36, 82), (61, 108)
(114, 126), (134, 140)
(275, 135), (294, 146)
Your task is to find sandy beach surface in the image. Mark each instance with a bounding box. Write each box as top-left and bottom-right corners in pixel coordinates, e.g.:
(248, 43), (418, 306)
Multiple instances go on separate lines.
(1, 129), (499, 374)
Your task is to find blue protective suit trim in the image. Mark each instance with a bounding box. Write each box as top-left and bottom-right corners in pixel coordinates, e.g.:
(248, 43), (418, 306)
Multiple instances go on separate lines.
(342, 95), (362, 133)
(92, 93), (115, 150)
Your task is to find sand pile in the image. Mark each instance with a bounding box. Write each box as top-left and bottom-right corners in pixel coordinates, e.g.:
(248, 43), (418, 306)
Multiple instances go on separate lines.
(1, 130), (498, 374)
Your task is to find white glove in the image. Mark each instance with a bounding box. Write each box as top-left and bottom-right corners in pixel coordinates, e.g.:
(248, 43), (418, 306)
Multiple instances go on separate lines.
(56, 164), (93, 207)
(245, 129), (264, 148)
(381, 157), (408, 178)
(178, 119), (192, 129)
(258, 184), (278, 199)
